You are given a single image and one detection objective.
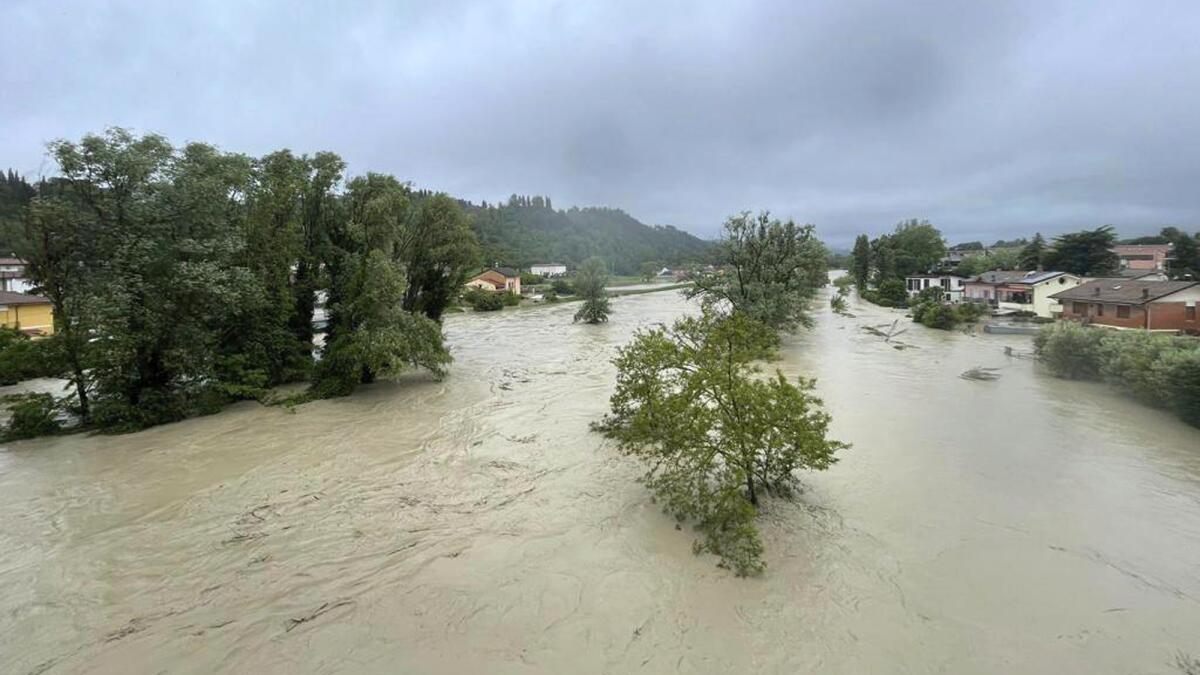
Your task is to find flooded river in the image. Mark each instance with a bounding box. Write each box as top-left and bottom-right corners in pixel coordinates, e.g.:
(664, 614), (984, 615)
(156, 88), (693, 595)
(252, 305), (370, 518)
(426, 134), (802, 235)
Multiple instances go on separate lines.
(2, 285), (1199, 674)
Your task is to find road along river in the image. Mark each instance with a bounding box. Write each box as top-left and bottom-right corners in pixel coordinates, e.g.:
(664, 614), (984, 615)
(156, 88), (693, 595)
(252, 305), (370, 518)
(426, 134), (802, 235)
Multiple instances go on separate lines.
(1, 286), (1198, 674)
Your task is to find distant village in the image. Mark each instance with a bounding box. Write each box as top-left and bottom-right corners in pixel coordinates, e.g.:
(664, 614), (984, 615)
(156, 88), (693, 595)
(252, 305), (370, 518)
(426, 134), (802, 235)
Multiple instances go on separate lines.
(901, 243), (1197, 333)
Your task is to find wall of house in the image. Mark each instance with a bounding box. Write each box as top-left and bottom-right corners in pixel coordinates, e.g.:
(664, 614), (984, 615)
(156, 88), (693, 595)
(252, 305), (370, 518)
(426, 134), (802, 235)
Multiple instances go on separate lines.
(0, 303), (54, 334)
(1058, 301), (1145, 329)
(1033, 276), (1082, 318)
(1148, 286), (1200, 332)
(963, 283), (994, 302)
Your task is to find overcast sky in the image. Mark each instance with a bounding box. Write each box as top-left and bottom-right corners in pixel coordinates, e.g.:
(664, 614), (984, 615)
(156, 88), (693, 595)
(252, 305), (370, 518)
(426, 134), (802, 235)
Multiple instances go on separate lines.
(3, 1), (1199, 246)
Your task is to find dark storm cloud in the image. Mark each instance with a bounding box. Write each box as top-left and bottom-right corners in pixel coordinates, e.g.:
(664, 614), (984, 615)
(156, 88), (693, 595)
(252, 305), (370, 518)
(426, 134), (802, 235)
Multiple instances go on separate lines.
(3, 0), (1199, 245)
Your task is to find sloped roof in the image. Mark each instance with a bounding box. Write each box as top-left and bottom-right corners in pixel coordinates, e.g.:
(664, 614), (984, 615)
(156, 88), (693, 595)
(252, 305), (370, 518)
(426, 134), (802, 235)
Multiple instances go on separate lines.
(489, 267), (520, 278)
(0, 291), (49, 305)
(969, 270), (1070, 285)
(1050, 279), (1198, 304)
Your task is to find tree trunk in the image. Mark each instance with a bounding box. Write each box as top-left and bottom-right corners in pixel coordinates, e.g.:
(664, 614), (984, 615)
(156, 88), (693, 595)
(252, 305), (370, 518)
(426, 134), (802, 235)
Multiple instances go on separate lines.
(746, 475), (758, 507)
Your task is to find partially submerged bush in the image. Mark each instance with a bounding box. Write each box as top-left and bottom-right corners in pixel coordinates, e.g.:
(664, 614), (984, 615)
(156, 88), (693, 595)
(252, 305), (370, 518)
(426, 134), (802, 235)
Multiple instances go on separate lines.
(465, 289), (504, 311)
(2, 393), (62, 441)
(1036, 323), (1200, 427)
(1033, 322), (1105, 379)
(911, 300), (986, 330)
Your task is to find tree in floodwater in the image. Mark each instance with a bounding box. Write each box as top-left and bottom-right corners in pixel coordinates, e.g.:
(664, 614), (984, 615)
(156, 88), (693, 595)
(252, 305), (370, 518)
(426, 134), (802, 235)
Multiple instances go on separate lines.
(573, 256), (610, 323)
(313, 174), (450, 397)
(594, 309), (847, 575)
(689, 211), (829, 331)
(850, 234), (871, 289)
(400, 193), (480, 322)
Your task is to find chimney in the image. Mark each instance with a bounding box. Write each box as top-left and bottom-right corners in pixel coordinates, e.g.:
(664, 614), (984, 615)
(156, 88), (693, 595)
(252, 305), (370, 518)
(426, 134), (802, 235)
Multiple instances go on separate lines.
(1142, 288), (1150, 299)
(1093, 286), (1100, 296)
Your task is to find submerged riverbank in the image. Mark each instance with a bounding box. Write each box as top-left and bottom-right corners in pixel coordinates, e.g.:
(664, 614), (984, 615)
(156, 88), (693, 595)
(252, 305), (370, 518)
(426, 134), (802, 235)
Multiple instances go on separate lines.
(2, 287), (1198, 674)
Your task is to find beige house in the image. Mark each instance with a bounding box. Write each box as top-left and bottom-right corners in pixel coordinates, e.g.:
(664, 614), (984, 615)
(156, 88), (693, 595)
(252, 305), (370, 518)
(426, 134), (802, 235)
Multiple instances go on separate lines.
(465, 267), (521, 295)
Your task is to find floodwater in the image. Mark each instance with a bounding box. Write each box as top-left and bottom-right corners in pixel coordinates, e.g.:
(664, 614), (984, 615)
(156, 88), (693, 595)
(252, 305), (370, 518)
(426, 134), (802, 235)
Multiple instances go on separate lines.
(2, 283), (1199, 674)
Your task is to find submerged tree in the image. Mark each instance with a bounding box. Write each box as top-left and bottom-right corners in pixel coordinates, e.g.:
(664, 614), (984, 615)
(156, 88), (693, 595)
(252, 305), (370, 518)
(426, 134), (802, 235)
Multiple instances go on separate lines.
(594, 310), (847, 575)
(314, 174), (450, 397)
(689, 211), (828, 330)
(573, 256), (610, 323)
(400, 193), (479, 321)
(850, 234), (871, 289)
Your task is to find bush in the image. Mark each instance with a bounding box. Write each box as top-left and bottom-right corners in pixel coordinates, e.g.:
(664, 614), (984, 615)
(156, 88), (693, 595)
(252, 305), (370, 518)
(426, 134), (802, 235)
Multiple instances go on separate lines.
(520, 273), (544, 286)
(832, 275), (854, 292)
(2, 393), (61, 441)
(0, 329), (60, 385)
(1033, 322), (1104, 379)
(911, 300), (986, 331)
(860, 279), (909, 308)
(551, 279), (574, 296)
(501, 291), (521, 307)
(1096, 331), (1182, 404)
(542, 290), (559, 303)
(467, 290), (504, 312)
(1152, 345), (1200, 426)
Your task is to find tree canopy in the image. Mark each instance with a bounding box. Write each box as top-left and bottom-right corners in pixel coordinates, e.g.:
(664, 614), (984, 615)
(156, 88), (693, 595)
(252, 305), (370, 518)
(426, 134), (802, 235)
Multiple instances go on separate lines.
(1042, 226), (1120, 276)
(573, 256), (610, 324)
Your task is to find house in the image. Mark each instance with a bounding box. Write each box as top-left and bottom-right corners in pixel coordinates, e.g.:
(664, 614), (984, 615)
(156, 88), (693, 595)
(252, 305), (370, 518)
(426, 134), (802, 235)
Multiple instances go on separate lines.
(1112, 244), (1173, 271)
(963, 270), (1083, 318)
(1051, 280), (1199, 332)
(465, 267), (521, 295)
(904, 274), (967, 303)
(529, 263), (567, 277)
(0, 291), (54, 336)
(1101, 269), (1170, 282)
(0, 258), (33, 293)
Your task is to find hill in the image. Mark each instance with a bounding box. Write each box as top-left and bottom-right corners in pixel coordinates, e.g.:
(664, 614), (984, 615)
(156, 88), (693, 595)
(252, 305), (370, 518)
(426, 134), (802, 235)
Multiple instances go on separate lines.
(458, 195), (713, 275)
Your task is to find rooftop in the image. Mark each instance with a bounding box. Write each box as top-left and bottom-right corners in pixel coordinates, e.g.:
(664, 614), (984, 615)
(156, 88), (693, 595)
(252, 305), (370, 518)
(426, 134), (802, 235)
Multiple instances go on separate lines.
(970, 270), (1070, 285)
(1049, 279), (1198, 304)
(0, 291), (50, 305)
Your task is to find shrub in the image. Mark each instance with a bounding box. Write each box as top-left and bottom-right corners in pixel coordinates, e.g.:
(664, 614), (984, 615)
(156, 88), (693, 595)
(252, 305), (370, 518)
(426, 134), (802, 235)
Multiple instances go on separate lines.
(1152, 346), (1200, 427)
(501, 291), (521, 307)
(0, 329), (60, 385)
(1033, 322), (1104, 379)
(876, 279), (908, 305)
(521, 273), (544, 286)
(551, 279), (574, 296)
(830, 293), (847, 314)
(466, 290), (504, 311)
(911, 300), (986, 331)
(2, 393), (62, 441)
(832, 275), (854, 292)
(1096, 331), (1180, 404)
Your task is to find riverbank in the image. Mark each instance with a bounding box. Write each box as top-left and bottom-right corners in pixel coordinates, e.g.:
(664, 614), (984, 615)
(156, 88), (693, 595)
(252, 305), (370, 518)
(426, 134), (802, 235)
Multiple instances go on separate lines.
(2, 287), (1198, 673)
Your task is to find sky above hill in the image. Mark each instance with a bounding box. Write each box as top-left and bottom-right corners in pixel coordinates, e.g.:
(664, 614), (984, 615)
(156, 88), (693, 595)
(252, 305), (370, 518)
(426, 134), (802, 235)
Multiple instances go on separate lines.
(3, 0), (1199, 246)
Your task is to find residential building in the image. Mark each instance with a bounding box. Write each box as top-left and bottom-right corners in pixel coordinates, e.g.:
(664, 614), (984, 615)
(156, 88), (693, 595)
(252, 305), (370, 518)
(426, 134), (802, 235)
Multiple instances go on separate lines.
(1112, 244), (1173, 271)
(529, 263), (568, 277)
(963, 270), (1083, 318)
(904, 274), (967, 303)
(1103, 269), (1170, 282)
(465, 267), (522, 295)
(1051, 280), (1200, 332)
(0, 258), (33, 293)
(0, 291), (54, 336)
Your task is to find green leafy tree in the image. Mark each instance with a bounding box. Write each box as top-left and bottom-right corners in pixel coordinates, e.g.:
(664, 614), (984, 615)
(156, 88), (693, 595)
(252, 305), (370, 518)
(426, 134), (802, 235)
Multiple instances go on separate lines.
(1018, 233), (1047, 270)
(1162, 227), (1199, 279)
(850, 234), (871, 289)
(594, 310), (846, 575)
(1042, 226), (1120, 276)
(689, 212), (828, 330)
(573, 256), (610, 323)
(888, 219), (946, 277)
(639, 261), (658, 282)
(400, 193), (480, 321)
(1033, 322), (1105, 379)
(23, 196), (95, 419)
(314, 174), (450, 397)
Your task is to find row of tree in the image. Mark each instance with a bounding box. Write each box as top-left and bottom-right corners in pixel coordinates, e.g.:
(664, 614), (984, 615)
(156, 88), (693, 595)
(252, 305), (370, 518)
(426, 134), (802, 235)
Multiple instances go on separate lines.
(596, 212), (845, 575)
(14, 128), (480, 434)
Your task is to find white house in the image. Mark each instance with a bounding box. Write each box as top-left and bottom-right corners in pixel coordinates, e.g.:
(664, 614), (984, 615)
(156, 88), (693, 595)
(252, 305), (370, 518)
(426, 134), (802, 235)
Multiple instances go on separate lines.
(530, 263), (567, 277)
(0, 258), (33, 294)
(905, 274), (968, 303)
(965, 270), (1083, 318)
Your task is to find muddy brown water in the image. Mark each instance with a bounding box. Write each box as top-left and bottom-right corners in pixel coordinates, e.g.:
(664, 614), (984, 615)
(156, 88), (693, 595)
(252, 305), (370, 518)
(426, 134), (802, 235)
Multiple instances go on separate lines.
(2, 285), (1199, 674)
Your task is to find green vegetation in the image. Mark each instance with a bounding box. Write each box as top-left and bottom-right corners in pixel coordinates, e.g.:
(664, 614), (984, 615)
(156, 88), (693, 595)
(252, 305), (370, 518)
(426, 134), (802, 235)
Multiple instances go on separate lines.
(1034, 323), (1200, 427)
(465, 289), (504, 311)
(7, 128), (479, 438)
(1041, 226), (1120, 277)
(598, 210), (841, 575)
(910, 294), (986, 330)
(0, 328), (58, 385)
(468, 196), (711, 276)
(849, 219), (946, 307)
(573, 257), (610, 324)
(0, 393), (60, 441)
(594, 309), (845, 575)
(688, 211), (828, 330)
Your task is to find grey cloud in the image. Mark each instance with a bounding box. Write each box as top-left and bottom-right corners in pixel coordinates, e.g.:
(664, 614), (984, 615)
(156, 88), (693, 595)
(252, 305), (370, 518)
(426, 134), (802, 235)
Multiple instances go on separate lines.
(2, 0), (1198, 246)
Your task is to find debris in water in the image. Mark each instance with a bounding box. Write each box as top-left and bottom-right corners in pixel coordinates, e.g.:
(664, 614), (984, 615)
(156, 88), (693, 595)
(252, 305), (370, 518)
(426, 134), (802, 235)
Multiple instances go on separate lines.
(960, 367), (1001, 381)
(285, 600), (355, 633)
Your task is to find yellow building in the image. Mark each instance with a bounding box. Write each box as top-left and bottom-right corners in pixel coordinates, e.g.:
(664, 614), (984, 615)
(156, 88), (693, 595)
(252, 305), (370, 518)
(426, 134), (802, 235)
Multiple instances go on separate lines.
(0, 291), (54, 336)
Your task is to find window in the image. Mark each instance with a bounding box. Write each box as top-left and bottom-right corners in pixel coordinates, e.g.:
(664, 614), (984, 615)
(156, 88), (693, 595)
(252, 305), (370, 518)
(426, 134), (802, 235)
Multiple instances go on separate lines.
(1095, 303), (1104, 317)
(1116, 305), (1130, 319)
(1073, 302), (1087, 314)
(1188, 305), (1197, 321)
